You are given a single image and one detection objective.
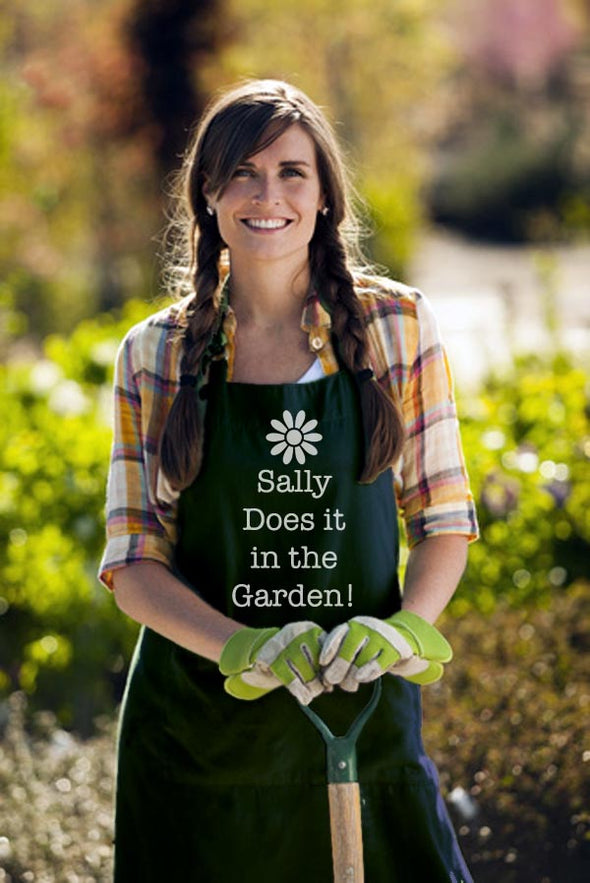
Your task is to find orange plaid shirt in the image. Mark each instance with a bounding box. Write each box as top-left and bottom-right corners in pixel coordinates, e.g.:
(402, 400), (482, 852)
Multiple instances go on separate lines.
(99, 275), (478, 589)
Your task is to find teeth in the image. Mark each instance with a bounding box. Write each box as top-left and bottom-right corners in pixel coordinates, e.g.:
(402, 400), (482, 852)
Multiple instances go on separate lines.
(245, 218), (288, 229)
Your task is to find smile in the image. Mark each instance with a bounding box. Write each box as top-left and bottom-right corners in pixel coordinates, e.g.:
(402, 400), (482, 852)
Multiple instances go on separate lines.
(242, 218), (292, 230)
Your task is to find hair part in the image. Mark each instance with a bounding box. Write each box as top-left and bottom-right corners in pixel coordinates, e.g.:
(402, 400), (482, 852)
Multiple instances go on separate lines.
(159, 79), (405, 491)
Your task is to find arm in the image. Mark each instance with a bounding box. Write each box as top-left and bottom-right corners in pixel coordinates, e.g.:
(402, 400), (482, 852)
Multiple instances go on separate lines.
(113, 563), (325, 704)
(401, 534), (468, 624)
(397, 293), (473, 622)
(101, 325), (324, 701)
(113, 562), (243, 663)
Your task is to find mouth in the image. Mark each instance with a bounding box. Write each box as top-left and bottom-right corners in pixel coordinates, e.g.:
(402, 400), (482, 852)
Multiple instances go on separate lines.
(241, 218), (292, 230)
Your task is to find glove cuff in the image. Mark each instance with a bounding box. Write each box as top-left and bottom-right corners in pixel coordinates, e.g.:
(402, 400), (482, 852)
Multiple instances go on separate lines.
(385, 610), (452, 663)
(219, 627), (279, 675)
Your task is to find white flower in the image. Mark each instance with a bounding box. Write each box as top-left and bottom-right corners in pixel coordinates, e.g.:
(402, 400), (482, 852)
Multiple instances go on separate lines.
(266, 409), (322, 465)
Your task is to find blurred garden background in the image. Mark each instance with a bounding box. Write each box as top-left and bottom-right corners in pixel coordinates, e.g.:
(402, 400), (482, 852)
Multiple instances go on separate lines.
(1, 0), (589, 880)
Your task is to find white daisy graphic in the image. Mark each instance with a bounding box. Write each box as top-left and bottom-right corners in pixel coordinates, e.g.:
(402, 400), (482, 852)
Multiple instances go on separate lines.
(266, 409), (322, 465)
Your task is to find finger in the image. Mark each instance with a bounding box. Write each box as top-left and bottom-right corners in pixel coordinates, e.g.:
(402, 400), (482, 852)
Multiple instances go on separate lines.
(354, 659), (384, 683)
(350, 636), (401, 671)
(224, 674), (276, 700)
(288, 676), (324, 706)
(353, 616), (414, 659)
(339, 670), (361, 692)
(270, 646), (317, 686)
(321, 655), (354, 686)
(399, 661), (444, 686)
(241, 669), (282, 689)
(319, 623), (349, 666)
(391, 612), (453, 663)
(256, 624), (324, 669)
(389, 657), (429, 677)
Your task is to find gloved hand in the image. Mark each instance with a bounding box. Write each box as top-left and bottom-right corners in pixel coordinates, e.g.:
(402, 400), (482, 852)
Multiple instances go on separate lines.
(219, 621), (326, 705)
(319, 610), (452, 692)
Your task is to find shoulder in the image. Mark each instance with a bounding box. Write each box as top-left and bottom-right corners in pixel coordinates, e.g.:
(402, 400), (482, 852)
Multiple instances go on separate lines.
(353, 273), (425, 322)
(353, 272), (439, 339)
(117, 297), (191, 377)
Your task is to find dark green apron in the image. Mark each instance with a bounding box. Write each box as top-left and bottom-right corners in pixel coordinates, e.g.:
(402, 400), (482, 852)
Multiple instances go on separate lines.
(114, 359), (472, 883)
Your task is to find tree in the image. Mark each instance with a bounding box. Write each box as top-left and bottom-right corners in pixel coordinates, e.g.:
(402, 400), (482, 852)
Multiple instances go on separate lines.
(126, 0), (228, 179)
(214, 0), (456, 274)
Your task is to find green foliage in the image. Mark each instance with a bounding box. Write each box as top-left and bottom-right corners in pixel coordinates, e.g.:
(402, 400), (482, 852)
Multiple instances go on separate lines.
(430, 111), (578, 241)
(454, 352), (590, 614)
(0, 0), (161, 338)
(218, 0), (455, 275)
(0, 300), (156, 731)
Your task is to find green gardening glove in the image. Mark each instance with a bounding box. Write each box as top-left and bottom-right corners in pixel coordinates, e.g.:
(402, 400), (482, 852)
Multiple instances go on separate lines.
(319, 610), (452, 691)
(219, 622), (326, 705)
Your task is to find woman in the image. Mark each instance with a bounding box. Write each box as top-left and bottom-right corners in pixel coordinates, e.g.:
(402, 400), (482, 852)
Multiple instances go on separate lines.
(100, 79), (478, 882)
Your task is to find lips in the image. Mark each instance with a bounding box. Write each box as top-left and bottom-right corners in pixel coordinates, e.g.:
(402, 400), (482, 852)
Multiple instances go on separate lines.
(242, 218), (292, 230)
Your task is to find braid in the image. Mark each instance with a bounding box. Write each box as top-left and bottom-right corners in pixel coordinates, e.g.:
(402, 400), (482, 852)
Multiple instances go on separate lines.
(312, 227), (406, 483)
(159, 218), (224, 491)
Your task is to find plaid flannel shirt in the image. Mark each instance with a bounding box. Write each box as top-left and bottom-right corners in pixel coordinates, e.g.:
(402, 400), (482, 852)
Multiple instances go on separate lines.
(99, 275), (478, 589)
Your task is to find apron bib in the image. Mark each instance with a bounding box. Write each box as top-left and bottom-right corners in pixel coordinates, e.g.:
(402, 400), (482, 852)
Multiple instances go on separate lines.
(114, 361), (472, 883)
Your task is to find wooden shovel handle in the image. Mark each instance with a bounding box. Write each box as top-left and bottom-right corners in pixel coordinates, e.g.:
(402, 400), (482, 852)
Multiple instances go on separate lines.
(328, 782), (364, 882)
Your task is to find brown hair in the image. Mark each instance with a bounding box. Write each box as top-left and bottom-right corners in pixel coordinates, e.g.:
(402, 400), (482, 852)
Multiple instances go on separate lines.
(160, 79), (405, 489)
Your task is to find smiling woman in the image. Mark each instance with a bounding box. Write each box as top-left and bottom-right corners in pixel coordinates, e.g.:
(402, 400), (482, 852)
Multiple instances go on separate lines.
(206, 125), (324, 273)
(100, 79), (478, 882)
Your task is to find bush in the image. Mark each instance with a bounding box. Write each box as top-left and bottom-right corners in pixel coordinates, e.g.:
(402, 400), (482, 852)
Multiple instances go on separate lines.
(453, 352), (590, 616)
(424, 581), (590, 883)
(0, 692), (116, 881)
(428, 103), (588, 242)
(0, 300), (158, 731)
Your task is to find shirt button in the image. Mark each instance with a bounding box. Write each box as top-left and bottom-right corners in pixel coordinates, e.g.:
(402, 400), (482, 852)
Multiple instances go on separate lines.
(310, 335), (323, 351)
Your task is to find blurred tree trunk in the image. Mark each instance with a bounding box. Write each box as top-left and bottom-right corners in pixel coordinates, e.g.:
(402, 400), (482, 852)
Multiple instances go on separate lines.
(126, 0), (224, 179)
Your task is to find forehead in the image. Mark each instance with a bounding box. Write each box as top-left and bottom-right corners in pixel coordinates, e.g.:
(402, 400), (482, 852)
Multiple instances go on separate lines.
(248, 123), (318, 167)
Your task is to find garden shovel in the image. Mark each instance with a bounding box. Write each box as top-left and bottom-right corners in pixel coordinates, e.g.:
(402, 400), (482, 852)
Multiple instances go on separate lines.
(298, 678), (382, 882)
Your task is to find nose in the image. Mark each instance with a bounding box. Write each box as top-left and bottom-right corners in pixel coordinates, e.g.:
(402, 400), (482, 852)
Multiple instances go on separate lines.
(252, 174), (280, 206)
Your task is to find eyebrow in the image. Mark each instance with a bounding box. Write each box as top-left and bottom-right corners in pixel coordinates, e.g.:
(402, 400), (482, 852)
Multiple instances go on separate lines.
(239, 160), (312, 168)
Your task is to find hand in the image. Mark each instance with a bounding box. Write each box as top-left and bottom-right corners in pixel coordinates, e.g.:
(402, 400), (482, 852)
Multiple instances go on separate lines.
(319, 610), (452, 692)
(219, 622), (326, 705)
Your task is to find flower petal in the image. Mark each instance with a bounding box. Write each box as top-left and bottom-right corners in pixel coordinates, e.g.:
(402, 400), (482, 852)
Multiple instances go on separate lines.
(282, 410), (294, 428)
(294, 446), (306, 465)
(303, 432), (322, 443)
(270, 442), (288, 456)
(294, 410), (307, 429)
(282, 446), (294, 465)
(300, 418), (318, 433)
(300, 442), (318, 457)
(266, 432), (287, 442)
(270, 419), (288, 433)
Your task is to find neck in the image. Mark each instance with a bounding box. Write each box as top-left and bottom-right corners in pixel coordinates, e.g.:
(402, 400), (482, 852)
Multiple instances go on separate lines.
(228, 253), (311, 325)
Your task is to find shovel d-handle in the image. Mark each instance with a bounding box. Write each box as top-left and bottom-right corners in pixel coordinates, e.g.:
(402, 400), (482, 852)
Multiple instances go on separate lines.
(298, 680), (382, 883)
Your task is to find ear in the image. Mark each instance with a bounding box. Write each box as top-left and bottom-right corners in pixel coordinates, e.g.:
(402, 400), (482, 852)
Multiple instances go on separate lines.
(202, 179), (217, 216)
(202, 176), (215, 203)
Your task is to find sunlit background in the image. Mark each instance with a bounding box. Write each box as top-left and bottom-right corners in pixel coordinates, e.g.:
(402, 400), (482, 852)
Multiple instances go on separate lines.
(1, 1), (589, 881)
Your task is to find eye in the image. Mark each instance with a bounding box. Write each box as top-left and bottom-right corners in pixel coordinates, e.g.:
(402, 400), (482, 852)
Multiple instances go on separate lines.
(281, 167), (305, 178)
(233, 167), (255, 178)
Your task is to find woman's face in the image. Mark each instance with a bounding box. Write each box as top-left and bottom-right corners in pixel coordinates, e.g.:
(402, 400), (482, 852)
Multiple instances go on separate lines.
(205, 124), (324, 270)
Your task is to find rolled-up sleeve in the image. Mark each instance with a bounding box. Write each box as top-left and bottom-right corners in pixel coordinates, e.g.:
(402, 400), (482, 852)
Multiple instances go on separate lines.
(98, 330), (176, 590)
(397, 292), (478, 547)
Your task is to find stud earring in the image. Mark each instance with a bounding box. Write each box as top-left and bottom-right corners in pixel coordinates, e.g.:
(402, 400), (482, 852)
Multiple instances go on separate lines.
(320, 206), (329, 217)
(206, 204), (215, 216)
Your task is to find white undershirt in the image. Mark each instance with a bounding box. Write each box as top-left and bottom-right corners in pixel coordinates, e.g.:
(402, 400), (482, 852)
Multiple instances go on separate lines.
(296, 357), (325, 384)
